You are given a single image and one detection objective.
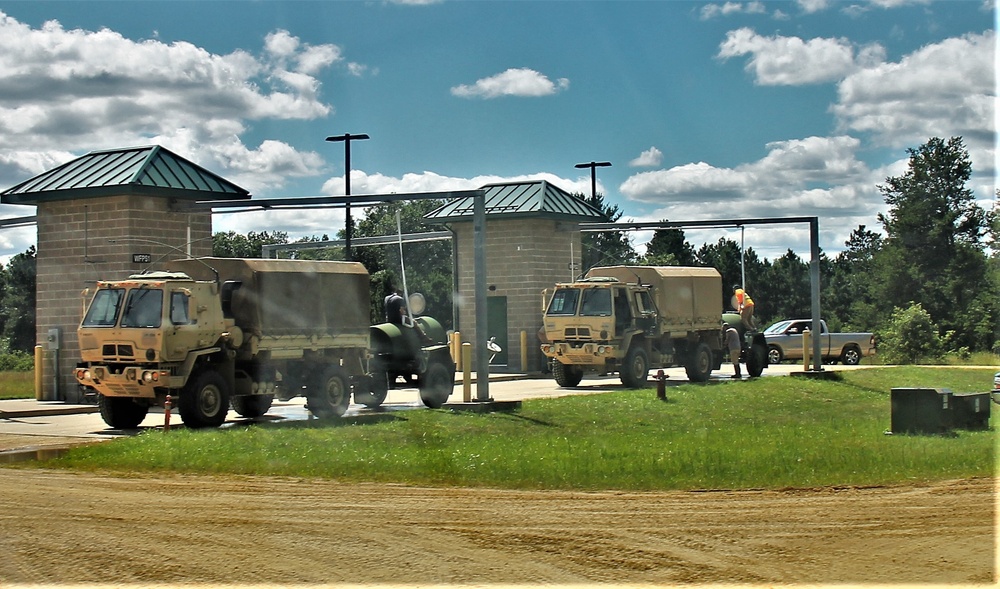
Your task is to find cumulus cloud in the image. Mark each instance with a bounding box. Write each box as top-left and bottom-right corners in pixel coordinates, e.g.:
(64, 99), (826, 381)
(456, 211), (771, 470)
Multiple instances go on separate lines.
(718, 28), (886, 85)
(451, 68), (570, 99)
(320, 169), (594, 198)
(831, 31), (995, 153)
(700, 1), (767, 19)
(629, 147), (663, 168)
(0, 11), (345, 192)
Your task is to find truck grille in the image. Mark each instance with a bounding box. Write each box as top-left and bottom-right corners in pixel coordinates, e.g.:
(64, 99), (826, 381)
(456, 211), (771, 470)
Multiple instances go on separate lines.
(563, 327), (592, 340)
(102, 344), (134, 359)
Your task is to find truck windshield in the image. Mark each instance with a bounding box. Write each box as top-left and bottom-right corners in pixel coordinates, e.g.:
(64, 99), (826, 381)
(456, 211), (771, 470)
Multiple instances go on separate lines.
(120, 288), (164, 328)
(546, 288), (580, 315)
(580, 288), (612, 316)
(82, 288), (125, 327)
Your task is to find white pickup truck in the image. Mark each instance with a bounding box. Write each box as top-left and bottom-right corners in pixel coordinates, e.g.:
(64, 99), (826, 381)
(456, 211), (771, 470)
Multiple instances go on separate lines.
(763, 319), (876, 365)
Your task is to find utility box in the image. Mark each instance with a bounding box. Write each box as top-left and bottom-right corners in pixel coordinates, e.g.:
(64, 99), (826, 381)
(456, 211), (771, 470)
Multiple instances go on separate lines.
(890, 388), (953, 434)
(951, 392), (991, 430)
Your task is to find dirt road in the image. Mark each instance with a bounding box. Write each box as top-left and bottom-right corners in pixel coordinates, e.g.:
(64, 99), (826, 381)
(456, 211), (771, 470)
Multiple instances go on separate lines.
(0, 461), (993, 586)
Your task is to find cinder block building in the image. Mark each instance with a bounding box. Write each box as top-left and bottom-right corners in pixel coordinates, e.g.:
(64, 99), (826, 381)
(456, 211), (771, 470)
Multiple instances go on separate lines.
(0, 146), (249, 401)
(424, 181), (606, 373)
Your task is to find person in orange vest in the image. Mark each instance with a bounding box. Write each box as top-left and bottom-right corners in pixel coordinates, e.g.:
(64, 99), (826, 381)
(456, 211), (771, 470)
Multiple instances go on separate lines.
(734, 285), (756, 330)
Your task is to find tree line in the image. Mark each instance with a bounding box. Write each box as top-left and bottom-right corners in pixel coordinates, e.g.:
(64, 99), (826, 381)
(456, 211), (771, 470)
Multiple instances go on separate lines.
(0, 136), (994, 365)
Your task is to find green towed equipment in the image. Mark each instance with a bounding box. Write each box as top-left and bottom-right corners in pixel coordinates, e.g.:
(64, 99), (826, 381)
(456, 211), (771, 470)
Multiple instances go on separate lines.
(365, 316), (456, 409)
(722, 312), (769, 378)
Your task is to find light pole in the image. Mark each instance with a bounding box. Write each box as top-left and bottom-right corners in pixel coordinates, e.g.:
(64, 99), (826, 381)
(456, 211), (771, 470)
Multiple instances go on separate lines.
(574, 161), (611, 200)
(325, 132), (370, 261)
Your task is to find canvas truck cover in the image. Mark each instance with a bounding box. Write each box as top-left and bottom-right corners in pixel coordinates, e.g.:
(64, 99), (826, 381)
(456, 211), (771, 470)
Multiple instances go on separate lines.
(165, 258), (370, 338)
(585, 266), (722, 333)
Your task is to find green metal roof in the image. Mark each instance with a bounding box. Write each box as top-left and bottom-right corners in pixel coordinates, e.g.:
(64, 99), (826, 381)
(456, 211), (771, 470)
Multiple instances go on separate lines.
(423, 180), (608, 224)
(0, 145), (250, 205)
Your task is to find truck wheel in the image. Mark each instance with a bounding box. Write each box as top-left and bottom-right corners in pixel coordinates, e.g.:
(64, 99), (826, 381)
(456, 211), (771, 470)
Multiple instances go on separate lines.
(684, 342), (713, 382)
(768, 346), (783, 365)
(747, 342), (767, 377)
(307, 366), (351, 418)
(620, 347), (649, 388)
(841, 345), (862, 365)
(179, 371), (230, 429)
(553, 362), (583, 387)
(231, 394), (274, 418)
(98, 395), (149, 429)
(419, 362), (453, 409)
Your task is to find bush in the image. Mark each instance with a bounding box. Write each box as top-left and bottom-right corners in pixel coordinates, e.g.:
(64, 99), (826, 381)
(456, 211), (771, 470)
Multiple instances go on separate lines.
(876, 303), (946, 364)
(0, 351), (35, 371)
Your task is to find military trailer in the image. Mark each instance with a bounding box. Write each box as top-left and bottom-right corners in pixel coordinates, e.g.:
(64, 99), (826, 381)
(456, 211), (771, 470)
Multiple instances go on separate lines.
(540, 266), (732, 386)
(74, 257), (453, 429)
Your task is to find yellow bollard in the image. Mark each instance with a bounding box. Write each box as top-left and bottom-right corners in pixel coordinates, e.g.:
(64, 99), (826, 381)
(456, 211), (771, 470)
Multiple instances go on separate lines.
(803, 329), (811, 370)
(452, 331), (462, 371)
(462, 342), (472, 402)
(34, 345), (43, 401)
(520, 330), (528, 373)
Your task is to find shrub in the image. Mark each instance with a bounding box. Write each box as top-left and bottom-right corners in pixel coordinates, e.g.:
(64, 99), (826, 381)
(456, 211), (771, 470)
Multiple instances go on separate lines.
(876, 303), (946, 364)
(0, 351), (35, 371)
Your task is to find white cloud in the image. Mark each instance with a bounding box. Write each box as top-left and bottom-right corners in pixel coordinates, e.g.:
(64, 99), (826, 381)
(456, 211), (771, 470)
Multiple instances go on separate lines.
(0, 11), (342, 192)
(700, 1), (768, 19)
(451, 68), (570, 99)
(831, 31), (995, 155)
(629, 147), (663, 168)
(320, 169), (593, 198)
(718, 28), (886, 85)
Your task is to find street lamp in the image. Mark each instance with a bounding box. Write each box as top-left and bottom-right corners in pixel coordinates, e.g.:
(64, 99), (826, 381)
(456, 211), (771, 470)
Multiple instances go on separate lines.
(574, 161), (611, 200)
(325, 132), (370, 261)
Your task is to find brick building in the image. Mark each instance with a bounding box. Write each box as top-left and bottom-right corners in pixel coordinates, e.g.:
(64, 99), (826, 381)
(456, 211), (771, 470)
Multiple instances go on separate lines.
(0, 146), (249, 401)
(425, 181), (607, 373)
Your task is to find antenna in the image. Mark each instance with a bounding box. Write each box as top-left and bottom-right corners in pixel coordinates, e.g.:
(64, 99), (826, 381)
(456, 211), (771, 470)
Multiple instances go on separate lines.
(108, 237), (219, 286)
(396, 210), (414, 324)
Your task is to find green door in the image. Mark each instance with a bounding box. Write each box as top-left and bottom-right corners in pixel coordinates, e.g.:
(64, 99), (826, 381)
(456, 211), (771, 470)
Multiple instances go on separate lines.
(486, 296), (508, 366)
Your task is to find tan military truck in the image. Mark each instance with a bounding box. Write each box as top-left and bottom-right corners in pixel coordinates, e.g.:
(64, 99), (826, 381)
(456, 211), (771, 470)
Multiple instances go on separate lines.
(74, 257), (454, 429)
(541, 266), (736, 386)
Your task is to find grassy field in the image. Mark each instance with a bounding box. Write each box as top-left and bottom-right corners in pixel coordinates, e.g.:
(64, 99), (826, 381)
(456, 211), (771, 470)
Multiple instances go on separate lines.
(36, 366), (996, 491)
(0, 371), (34, 400)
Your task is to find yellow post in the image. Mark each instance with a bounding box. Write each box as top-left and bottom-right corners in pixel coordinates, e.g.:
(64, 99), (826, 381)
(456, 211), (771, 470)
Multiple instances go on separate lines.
(520, 330), (528, 373)
(462, 342), (472, 402)
(34, 345), (43, 401)
(452, 331), (462, 371)
(803, 330), (811, 370)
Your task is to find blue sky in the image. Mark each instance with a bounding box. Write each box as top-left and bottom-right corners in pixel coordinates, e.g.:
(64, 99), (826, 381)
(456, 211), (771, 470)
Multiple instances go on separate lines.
(0, 0), (994, 264)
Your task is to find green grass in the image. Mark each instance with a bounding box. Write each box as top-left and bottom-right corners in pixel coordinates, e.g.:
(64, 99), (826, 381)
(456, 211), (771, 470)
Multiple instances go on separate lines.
(0, 371), (35, 399)
(33, 366), (996, 492)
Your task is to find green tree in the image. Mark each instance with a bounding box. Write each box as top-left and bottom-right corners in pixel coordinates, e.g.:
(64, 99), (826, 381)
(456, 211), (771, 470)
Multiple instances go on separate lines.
(0, 246), (36, 354)
(873, 136), (995, 350)
(212, 230), (289, 258)
(640, 223), (696, 266)
(825, 225), (883, 332)
(352, 200), (454, 327)
(579, 192), (636, 274)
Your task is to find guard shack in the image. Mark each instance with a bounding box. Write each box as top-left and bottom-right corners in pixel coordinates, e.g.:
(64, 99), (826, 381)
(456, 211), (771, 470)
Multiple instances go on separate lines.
(0, 146), (249, 401)
(424, 181), (607, 373)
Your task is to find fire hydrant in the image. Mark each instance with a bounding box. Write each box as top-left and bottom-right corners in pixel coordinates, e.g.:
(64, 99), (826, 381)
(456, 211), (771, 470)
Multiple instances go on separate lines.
(656, 370), (667, 401)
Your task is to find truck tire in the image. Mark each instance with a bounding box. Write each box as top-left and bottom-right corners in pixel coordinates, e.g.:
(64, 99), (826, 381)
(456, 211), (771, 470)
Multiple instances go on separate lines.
(307, 365), (351, 418)
(98, 395), (149, 429)
(419, 362), (453, 409)
(768, 345), (783, 365)
(620, 347), (649, 388)
(747, 342), (768, 377)
(684, 342), (714, 382)
(841, 345), (862, 365)
(231, 394), (274, 418)
(553, 362), (583, 387)
(179, 370), (230, 429)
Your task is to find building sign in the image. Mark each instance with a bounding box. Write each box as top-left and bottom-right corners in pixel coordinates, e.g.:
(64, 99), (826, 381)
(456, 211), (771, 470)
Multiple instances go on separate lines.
(132, 253), (152, 264)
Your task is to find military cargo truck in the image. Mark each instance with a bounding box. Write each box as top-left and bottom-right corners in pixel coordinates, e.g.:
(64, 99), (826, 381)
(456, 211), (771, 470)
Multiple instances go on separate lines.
(541, 266), (749, 386)
(74, 257), (454, 429)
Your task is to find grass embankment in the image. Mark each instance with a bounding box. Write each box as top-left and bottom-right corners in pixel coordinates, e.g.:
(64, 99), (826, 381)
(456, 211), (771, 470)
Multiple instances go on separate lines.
(39, 366), (996, 491)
